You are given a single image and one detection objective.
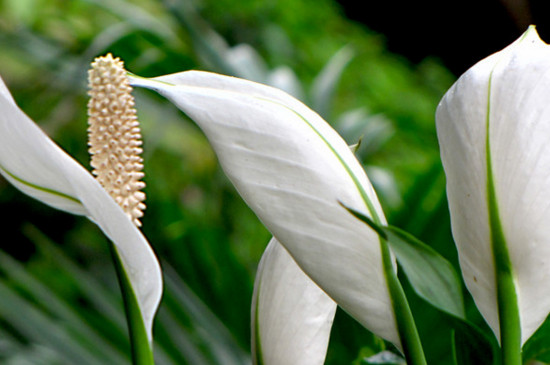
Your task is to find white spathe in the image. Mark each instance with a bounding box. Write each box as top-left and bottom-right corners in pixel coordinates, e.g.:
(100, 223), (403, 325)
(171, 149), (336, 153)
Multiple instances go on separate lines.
(436, 26), (550, 344)
(130, 71), (401, 347)
(251, 238), (336, 365)
(0, 76), (162, 342)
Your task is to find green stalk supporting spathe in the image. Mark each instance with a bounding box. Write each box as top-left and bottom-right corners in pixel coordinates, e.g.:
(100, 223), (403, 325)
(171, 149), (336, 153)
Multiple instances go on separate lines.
(379, 237), (427, 365)
(110, 243), (155, 365)
(356, 194), (426, 364)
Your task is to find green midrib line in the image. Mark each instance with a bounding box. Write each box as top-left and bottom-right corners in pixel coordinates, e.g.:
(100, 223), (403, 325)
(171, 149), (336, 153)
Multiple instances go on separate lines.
(258, 97), (381, 223)
(0, 163), (80, 204)
(259, 97), (425, 364)
(486, 62), (521, 365)
(138, 80), (425, 363)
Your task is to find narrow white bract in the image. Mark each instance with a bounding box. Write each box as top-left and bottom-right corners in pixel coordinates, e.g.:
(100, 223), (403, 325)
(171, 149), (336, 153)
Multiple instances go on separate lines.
(88, 54), (146, 226)
(436, 26), (550, 344)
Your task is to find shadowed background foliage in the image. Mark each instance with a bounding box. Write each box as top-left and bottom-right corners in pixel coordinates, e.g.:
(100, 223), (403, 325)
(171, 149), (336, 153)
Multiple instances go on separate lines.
(0, 0), (549, 364)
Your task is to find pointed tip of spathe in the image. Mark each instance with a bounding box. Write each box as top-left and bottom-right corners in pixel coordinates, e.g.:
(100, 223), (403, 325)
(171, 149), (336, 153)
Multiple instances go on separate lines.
(521, 24), (546, 46)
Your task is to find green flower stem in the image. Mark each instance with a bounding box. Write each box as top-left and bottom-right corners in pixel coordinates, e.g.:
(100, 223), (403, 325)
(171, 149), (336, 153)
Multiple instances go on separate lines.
(342, 194), (426, 362)
(109, 243), (155, 365)
(380, 238), (427, 365)
(341, 204), (426, 363)
(487, 160), (521, 365)
(496, 270), (521, 365)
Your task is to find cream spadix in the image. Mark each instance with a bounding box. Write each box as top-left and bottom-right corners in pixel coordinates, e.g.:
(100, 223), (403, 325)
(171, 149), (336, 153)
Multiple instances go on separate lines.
(88, 54), (146, 227)
(129, 71), (401, 347)
(0, 74), (161, 343)
(436, 26), (550, 344)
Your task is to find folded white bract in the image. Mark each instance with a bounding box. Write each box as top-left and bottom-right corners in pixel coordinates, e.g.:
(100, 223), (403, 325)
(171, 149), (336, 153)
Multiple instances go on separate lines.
(437, 26), (550, 344)
(130, 70), (402, 361)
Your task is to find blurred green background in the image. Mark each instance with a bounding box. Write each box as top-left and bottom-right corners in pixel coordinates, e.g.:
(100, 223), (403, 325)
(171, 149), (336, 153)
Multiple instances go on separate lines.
(0, 0), (547, 364)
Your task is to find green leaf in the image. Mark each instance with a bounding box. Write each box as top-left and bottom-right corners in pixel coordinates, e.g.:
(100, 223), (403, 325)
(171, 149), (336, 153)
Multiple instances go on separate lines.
(384, 225), (465, 319)
(25, 224), (127, 331)
(522, 314), (550, 363)
(451, 319), (496, 365)
(0, 249), (128, 363)
(160, 265), (251, 365)
(343, 205), (465, 319)
(344, 205), (499, 364)
(0, 280), (107, 365)
(311, 45), (354, 119)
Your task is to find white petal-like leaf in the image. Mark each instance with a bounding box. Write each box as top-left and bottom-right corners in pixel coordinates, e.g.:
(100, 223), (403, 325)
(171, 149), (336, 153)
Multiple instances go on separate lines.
(130, 71), (400, 346)
(436, 26), (550, 344)
(0, 76), (162, 342)
(252, 238), (336, 365)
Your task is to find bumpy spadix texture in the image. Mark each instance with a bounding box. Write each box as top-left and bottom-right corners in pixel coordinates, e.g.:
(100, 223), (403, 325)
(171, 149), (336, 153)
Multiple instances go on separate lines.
(437, 26), (550, 344)
(88, 54), (145, 227)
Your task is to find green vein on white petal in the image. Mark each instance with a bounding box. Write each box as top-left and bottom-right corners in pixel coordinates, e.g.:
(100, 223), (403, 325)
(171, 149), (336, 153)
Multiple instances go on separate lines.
(258, 97), (382, 224)
(484, 41), (521, 361)
(436, 26), (550, 347)
(252, 239), (336, 365)
(0, 163), (81, 205)
(134, 73), (381, 220)
(0, 75), (162, 345)
(130, 72), (383, 224)
(130, 71), (401, 347)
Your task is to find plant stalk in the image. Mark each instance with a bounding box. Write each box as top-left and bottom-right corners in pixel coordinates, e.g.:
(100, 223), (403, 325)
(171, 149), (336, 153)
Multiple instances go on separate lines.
(380, 238), (427, 365)
(487, 170), (521, 365)
(496, 270), (521, 365)
(110, 243), (155, 365)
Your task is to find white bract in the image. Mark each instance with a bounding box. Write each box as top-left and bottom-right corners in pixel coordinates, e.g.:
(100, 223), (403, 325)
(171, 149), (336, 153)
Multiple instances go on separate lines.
(129, 71), (401, 353)
(251, 238), (336, 365)
(436, 26), (550, 344)
(0, 76), (162, 342)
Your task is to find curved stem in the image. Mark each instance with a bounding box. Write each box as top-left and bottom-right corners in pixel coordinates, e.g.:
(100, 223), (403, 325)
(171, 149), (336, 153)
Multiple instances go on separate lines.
(487, 162), (521, 365)
(340, 203), (426, 363)
(110, 243), (155, 365)
(496, 270), (521, 365)
(380, 238), (426, 365)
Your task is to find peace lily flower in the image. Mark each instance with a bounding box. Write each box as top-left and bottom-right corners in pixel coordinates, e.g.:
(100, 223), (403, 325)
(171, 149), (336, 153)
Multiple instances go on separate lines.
(128, 70), (425, 362)
(436, 26), (550, 361)
(0, 60), (162, 358)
